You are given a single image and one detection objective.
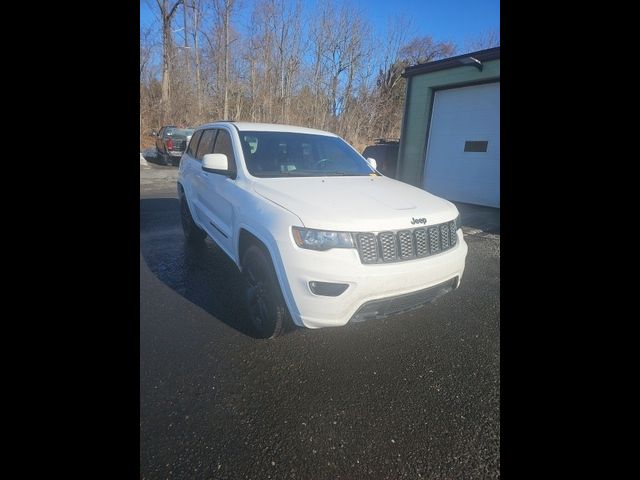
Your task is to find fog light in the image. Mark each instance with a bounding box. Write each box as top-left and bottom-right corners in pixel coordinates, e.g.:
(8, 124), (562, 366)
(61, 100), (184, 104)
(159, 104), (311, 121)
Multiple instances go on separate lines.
(309, 281), (349, 296)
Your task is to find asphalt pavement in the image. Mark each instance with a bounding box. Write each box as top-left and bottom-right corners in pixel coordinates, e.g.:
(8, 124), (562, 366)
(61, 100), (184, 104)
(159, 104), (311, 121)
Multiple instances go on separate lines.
(140, 162), (500, 479)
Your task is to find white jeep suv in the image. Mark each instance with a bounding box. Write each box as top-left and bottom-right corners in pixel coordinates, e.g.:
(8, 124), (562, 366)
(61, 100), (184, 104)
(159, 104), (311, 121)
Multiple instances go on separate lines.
(177, 122), (468, 337)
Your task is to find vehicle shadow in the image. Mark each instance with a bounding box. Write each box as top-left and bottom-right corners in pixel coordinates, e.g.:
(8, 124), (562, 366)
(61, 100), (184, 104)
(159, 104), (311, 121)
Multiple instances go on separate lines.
(141, 148), (173, 166)
(140, 197), (260, 338)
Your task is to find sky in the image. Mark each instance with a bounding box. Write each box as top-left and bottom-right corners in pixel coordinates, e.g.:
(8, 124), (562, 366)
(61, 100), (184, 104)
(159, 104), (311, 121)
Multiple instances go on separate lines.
(353, 0), (499, 48)
(140, 0), (499, 51)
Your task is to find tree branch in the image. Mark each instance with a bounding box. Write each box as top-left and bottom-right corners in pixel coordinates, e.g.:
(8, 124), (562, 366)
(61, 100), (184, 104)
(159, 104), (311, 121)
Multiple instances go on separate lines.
(168, 0), (184, 20)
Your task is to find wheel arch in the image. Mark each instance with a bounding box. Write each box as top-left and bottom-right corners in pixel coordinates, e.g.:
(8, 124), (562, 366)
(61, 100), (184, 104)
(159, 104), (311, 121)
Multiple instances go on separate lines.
(237, 225), (303, 326)
(238, 227), (272, 269)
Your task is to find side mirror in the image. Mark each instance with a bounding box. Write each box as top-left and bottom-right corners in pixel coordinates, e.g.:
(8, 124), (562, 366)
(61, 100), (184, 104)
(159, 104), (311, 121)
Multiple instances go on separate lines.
(151, 130), (157, 137)
(366, 157), (377, 170)
(203, 153), (229, 172)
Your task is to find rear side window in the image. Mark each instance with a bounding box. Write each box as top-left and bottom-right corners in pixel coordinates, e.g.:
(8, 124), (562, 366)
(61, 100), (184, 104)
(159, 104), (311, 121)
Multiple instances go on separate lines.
(196, 129), (217, 160)
(212, 129), (237, 173)
(186, 130), (203, 157)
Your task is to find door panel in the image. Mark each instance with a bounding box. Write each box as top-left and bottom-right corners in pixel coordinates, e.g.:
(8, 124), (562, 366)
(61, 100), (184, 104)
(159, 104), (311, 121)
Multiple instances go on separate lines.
(423, 82), (500, 207)
(191, 129), (217, 225)
(195, 128), (238, 254)
(180, 130), (204, 221)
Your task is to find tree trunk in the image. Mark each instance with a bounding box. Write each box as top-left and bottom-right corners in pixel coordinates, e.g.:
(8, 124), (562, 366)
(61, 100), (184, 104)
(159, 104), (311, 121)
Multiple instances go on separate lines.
(183, 1), (190, 73)
(191, 0), (202, 117)
(223, 5), (229, 119)
(161, 14), (172, 125)
(157, 0), (183, 125)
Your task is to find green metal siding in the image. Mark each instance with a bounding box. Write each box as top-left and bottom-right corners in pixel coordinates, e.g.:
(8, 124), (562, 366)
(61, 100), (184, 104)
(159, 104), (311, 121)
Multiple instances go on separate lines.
(397, 59), (500, 186)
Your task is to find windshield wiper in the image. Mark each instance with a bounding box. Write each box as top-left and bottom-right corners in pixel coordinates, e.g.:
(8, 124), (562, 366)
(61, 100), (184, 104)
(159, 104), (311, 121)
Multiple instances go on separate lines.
(252, 171), (368, 177)
(252, 171), (312, 177)
(319, 171), (370, 176)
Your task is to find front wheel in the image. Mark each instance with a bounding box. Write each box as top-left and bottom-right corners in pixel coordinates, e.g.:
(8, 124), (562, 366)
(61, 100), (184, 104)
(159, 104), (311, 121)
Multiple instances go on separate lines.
(241, 245), (289, 338)
(180, 196), (206, 244)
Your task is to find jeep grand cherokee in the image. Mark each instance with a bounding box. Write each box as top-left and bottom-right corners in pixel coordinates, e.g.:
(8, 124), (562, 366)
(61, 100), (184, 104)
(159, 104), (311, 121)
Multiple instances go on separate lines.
(177, 122), (467, 337)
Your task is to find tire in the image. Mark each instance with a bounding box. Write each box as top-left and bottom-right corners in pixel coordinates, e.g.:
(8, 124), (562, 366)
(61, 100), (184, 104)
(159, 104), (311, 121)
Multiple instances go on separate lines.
(155, 149), (163, 165)
(180, 195), (206, 244)
(163, 153), (172, 166)
(241, 245), (289, 338)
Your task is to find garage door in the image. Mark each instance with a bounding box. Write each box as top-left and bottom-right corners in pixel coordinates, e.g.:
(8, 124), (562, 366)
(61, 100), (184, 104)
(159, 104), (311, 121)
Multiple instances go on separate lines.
(423, 82), (500, 207)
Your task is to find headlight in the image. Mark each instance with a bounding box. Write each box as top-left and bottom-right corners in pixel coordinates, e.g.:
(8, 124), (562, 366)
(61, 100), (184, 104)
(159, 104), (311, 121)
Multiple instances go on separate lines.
(292, 227), (355, 251)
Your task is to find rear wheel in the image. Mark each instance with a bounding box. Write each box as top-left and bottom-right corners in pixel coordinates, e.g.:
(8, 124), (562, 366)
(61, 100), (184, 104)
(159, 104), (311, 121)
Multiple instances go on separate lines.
(241, 245), (289, 338)
(180, 196), (206, 244)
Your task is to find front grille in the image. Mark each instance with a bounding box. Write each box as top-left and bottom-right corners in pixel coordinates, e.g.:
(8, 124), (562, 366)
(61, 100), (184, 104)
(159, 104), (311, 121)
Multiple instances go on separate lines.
(356, 220), (458, 264)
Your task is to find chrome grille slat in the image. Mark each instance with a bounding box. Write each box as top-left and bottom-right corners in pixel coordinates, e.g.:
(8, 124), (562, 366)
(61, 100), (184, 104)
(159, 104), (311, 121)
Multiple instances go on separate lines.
(356, 233), (378, 264)
(428, 226), (440, 255)
(397, 230), (414, 259)
(378, 232), (397, 262)
(414, 228), (429, 257)
(355, 221), (457, 264)
(440, 223), (450, 249)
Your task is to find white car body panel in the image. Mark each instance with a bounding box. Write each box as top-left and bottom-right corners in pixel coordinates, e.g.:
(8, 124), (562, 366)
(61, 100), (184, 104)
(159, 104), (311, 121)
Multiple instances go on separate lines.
(252, 176), (458, 232)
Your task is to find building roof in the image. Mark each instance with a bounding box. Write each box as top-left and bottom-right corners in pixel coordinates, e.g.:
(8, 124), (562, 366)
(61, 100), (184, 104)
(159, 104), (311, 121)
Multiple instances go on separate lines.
(402, 46), (500, 78)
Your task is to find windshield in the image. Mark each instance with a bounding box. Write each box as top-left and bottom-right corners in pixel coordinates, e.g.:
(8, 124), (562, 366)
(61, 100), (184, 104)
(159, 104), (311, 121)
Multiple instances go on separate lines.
(239, 131), (376, 177)
(168, 128), (194, 137)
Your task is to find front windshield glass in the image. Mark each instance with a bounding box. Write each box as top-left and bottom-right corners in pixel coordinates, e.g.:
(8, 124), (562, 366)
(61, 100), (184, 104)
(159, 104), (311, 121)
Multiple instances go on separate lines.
(239, 131), (376, 177)
(172, 128), (194, 137)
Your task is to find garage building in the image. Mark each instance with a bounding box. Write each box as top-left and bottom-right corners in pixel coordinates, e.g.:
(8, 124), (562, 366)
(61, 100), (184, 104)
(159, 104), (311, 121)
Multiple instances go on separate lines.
(396, 47), (500, 208)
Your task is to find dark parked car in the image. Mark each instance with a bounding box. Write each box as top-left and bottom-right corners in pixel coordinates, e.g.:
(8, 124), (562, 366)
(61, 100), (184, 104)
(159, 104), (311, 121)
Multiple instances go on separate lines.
(362, 139), (399, 178)
(154, 126), (195, 166)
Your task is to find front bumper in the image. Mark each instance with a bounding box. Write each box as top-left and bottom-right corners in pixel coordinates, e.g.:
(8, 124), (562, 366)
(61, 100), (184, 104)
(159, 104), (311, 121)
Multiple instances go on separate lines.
(278, 230), (468, 328)
(350, 276), (458, 322)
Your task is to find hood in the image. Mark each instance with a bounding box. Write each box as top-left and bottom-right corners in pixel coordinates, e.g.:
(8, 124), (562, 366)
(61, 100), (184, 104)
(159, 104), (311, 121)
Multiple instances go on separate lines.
(253, 175), (457, 232)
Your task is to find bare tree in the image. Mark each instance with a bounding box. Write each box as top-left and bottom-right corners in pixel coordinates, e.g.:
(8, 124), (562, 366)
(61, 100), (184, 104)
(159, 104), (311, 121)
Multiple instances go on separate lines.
(140, 25), (161, 144)
(361, 15), (412, 140)
(182, 1), (190, 73)
(266, 0), (303, 123)
(308, 6), (329, 129)
(400, 35), (456, 65)
(310, 0), (370, 137)
(155, 0), (184, 124)
(188, 0), (204, 118)
(464, 28), (500, 52)
(141, 0), (460, 150)
(211, 0), (236, 119)
(376, 15), (412, 93)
